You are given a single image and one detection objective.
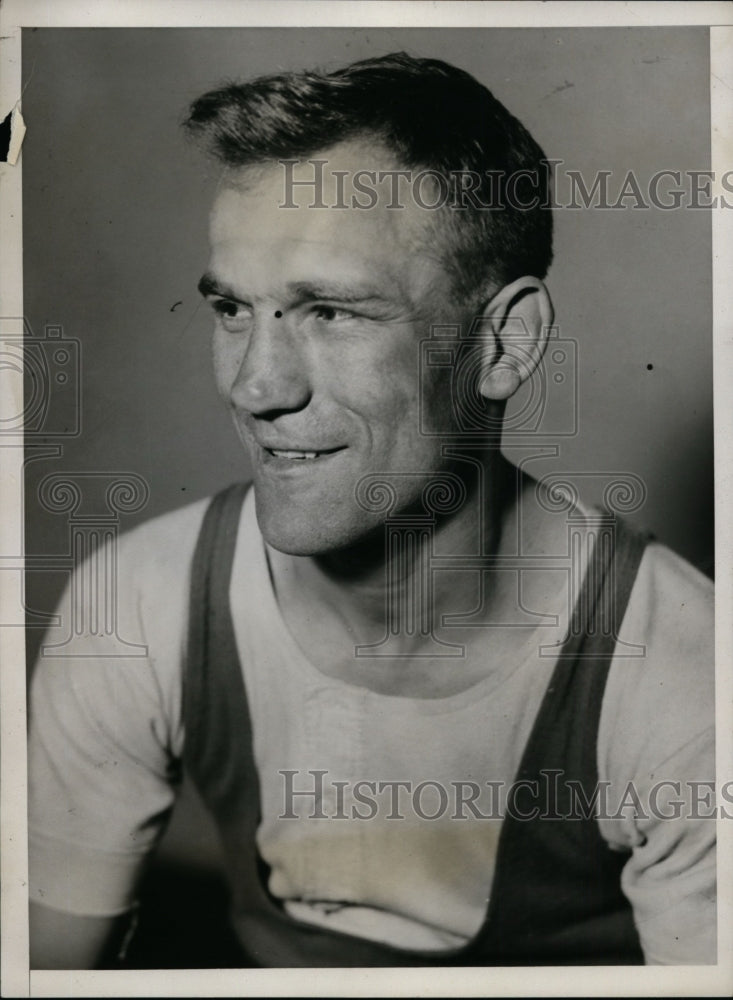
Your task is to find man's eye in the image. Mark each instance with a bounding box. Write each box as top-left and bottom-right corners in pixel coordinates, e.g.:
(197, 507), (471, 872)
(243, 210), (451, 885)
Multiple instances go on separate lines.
(313, 305), (354, 323)
(210, 298), (252, 332)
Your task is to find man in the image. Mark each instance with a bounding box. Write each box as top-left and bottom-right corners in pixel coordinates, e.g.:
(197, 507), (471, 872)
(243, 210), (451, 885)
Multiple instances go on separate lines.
(28, 53), (715, 968)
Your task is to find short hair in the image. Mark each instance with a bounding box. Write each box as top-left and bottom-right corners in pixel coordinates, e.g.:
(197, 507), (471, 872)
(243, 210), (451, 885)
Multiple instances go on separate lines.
(184, 52), (553, 302)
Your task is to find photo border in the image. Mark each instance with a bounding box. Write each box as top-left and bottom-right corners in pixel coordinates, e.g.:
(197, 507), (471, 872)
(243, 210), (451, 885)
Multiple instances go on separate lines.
(1, 2), (731, 997)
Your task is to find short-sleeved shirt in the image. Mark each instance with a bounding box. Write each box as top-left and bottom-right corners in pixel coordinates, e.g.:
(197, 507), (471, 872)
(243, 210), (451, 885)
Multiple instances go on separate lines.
(28, 490), (716, 963)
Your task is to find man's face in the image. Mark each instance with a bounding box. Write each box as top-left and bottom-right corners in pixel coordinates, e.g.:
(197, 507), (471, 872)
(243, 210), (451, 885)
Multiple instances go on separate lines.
(203, 141), (471, 555)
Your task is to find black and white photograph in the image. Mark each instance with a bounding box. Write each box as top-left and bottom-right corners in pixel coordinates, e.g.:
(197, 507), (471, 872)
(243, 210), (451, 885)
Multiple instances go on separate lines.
(1, 2), (732, 996)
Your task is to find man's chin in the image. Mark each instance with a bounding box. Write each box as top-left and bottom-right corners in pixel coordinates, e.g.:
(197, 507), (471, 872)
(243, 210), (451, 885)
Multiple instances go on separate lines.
(253, 496), (380, 558)
(259, 527), (330, 557)
(257, 523), (361, 558)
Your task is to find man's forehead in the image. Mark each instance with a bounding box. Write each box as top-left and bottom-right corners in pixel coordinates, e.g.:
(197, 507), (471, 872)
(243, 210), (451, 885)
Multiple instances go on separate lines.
(219, 137), (403, 198)
(208, 139), (437, 246)
(208, 187), (407, 279)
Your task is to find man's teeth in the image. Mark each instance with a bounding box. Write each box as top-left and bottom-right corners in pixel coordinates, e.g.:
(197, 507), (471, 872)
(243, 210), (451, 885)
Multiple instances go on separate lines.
(269, 449), (319, 460)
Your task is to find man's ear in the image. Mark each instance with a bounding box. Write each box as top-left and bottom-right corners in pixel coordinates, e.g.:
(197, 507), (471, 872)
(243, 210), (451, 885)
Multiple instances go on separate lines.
(478, 276), (554, 401)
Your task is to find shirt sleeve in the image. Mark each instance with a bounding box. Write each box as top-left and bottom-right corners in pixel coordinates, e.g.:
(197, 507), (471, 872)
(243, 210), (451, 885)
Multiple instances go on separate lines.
(598, 542), (716, 965)
(28, 503), (203, 917)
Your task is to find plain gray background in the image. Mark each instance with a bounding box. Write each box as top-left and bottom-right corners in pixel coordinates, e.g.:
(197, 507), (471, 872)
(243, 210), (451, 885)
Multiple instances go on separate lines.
(22, 27), (714, 911)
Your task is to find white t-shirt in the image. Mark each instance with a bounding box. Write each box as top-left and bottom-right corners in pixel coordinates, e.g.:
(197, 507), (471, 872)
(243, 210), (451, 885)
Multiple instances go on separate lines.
(28, 490), (716, 963)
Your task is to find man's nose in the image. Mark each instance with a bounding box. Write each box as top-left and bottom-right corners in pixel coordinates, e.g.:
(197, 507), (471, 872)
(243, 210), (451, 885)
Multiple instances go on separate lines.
(230, 313), (310, 416)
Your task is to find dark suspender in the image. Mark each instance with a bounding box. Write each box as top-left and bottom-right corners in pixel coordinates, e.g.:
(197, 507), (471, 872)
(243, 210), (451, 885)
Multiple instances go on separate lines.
(183, 482), (647, 966)
(477, 517), (647, 965)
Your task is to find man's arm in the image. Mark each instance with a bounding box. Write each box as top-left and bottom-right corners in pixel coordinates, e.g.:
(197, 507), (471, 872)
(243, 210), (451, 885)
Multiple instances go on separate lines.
(599, 542), (716, 964)
(29, 903), (130, 970)
(27, 509), (196, 966)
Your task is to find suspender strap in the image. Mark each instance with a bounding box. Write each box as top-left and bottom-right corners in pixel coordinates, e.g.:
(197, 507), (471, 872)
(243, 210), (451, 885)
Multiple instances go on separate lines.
(476, 515), (648, 964)
(182, 482), (261, 859)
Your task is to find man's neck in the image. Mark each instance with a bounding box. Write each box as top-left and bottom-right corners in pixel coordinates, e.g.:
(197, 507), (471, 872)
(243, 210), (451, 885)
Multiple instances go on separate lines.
(266, 454), (521, 657)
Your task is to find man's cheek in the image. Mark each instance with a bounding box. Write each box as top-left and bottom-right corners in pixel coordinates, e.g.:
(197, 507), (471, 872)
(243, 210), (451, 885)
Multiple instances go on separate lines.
(212, 333), (244, 392)
(211, 350), (232, 399)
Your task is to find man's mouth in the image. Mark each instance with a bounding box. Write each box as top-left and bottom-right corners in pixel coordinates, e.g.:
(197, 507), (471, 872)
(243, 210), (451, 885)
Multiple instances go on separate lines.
(267, 448), (318, 461)
(263, 446), (345, 461)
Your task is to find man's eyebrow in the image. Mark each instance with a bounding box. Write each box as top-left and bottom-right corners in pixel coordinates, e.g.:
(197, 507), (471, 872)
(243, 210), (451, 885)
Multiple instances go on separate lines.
(197, 274), (395, 305)
(286, 281), (392, 304)
(197, 273), (242, 300)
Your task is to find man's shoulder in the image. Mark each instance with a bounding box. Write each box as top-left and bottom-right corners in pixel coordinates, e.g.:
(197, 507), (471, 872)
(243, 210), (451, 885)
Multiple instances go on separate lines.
(113, 483), (258, 618)
(616, 536), (714, 697)
(117, 484), (253, 578)
(629, 538), (714, 651)
(119, 493), (211, 562)
(601, 538), (714, 779)
(108, 488), (243, 618)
